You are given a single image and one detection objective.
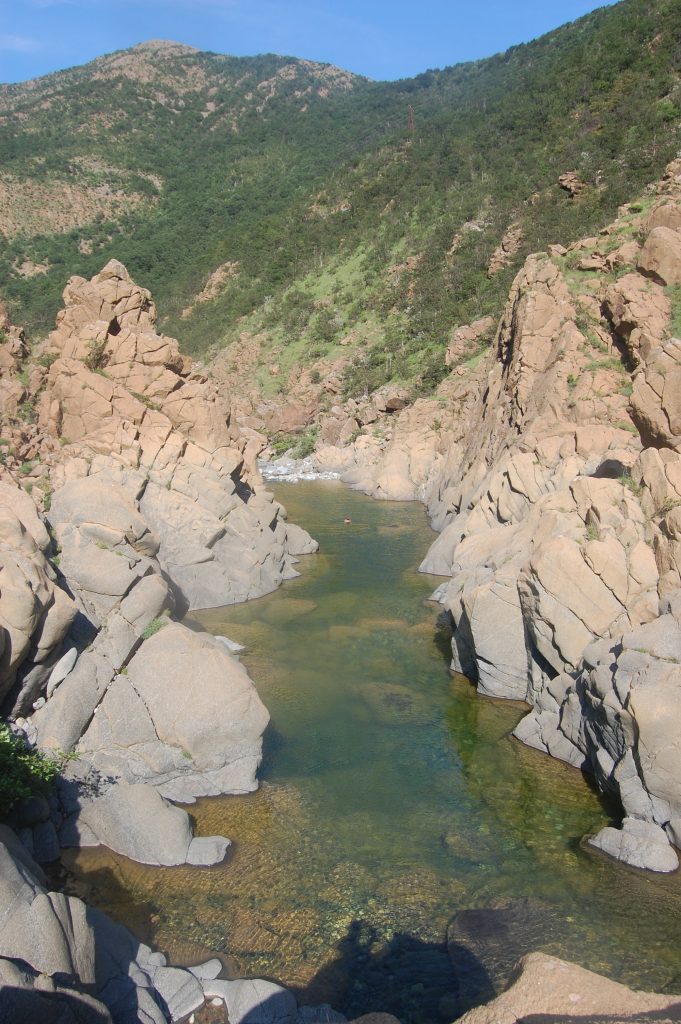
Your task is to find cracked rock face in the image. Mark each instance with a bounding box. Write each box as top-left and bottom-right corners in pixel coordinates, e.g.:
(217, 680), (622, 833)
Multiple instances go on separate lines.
(0, 260), (318, 870)
(0, 483), (76, 708)
(412, 162), (681, 873)
(35, 260), (317, 615)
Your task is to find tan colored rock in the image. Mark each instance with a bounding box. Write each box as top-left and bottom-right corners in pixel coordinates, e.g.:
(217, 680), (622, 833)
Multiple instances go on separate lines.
(456, 952), (681, 1024)
(487, 223), (523, 276)
(445, 315), (495, 367)
(603, 272), (670, 365)
(558, 171), (586, 197)
(647, 196), (681, 234)
(605, 238), (640, 271)
(35, 262), (315, 611)
(631, 338), (681, 450)
(638, 225), (681, 286)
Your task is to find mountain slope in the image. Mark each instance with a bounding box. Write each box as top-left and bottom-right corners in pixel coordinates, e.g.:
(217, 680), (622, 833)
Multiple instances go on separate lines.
(2, 0), (681, 404)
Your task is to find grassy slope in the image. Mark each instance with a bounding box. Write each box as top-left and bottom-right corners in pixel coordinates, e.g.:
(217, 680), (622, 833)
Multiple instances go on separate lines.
(1, 0), (681, 399)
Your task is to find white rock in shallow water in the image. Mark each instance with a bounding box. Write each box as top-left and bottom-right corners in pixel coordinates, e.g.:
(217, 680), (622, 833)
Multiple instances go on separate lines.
(216, 635), (246, 654)
(203, 979), (297, 1024)
(152, 966), (204, 1021)
(186, 835), (231, 866)
(589, 817), (679, 873)
(188, 958), (223, 981)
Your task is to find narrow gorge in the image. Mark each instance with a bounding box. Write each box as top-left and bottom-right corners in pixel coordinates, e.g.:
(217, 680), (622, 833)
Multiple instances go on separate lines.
(2, 4), (681, 1021)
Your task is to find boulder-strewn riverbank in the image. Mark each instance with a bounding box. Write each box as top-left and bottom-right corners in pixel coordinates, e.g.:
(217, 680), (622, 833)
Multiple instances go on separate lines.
(0, 263), (326, 1020)
(263, 160), (681, 875)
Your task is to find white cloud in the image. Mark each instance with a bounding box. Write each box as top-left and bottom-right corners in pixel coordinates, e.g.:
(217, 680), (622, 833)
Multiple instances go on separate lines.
(0, 33), (40, 52)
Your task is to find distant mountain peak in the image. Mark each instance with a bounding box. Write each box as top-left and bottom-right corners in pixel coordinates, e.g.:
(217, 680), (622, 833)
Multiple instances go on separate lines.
(130, 40), (200, 57)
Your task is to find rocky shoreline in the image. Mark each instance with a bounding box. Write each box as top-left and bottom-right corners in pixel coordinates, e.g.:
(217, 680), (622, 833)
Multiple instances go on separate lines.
(0, 262), (339, 1022)
(255, 160), (681, 878)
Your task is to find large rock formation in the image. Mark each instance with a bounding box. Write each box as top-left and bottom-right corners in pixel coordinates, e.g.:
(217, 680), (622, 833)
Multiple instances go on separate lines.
(0, 261), (319, 867)
(36, 259), (317, 614)
(285, 159), (681, 874)
(421, 165), (681, 872)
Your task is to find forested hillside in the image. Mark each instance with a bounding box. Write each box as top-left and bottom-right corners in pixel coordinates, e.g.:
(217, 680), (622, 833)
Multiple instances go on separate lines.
(2, 0), (681, 399)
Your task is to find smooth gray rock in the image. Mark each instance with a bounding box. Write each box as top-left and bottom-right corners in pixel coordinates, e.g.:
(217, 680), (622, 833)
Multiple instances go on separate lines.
(46, 646), (78, 698)
(77, 623), (269, 802)
(152, 965), (204, 1021)
(589, 817), (679, 872)
(188, 958), (223, 982)
(203, 979), (297, 1024)
(0, 957), (112, 1023)
(74, 784), (193, 866)
(88, 908), (168, 1024)
(0, 826), (95, 983)
(186, 835), (231, 866)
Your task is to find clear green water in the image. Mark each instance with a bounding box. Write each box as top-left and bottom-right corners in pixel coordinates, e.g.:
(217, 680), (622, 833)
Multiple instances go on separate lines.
(62, 481), (681, 1022)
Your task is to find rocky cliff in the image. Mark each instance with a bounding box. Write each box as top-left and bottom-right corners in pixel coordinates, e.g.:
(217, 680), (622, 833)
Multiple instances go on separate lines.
(0, 262), (325, 1020)
(288, 159), (681, 874)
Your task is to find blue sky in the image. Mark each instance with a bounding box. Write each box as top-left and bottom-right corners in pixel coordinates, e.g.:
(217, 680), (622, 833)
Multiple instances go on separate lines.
(1, 1), (620, 84)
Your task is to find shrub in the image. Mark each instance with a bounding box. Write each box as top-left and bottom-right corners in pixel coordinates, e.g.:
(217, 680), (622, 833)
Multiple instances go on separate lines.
(0, 723), (59, 817)
(141, 616), (169, 640)
(84, 337), (108, 371)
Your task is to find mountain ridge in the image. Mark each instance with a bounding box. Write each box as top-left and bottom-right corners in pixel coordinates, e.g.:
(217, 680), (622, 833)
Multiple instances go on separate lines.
(1, 0), (680, 406)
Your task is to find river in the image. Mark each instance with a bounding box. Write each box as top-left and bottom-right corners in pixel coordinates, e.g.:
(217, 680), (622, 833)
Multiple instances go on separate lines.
(60, 480), (681, 1023)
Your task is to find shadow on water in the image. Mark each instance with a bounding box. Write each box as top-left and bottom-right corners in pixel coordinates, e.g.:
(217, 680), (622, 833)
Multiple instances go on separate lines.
(293, 917), (492, 1024)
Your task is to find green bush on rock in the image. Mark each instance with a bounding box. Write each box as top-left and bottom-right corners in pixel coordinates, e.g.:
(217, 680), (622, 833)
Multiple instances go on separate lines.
(0, 723), (59, 817)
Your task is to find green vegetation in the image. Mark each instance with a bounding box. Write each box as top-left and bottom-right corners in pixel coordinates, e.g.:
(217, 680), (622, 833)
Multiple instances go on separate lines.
(666, 284), (681, 338)
(141, 615), (169, 640)
(585, 521), (601, 542)
(620, 470), (644, 497)
(271, 425), (320, 458)
(1, 0), (681, 398)
(0, 723), (60, 817)
(84, 337), (108, 372)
